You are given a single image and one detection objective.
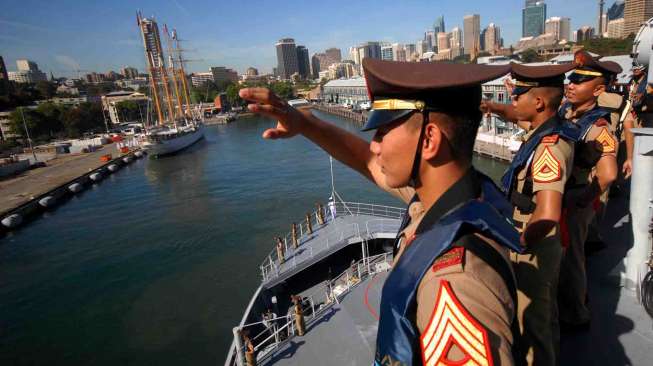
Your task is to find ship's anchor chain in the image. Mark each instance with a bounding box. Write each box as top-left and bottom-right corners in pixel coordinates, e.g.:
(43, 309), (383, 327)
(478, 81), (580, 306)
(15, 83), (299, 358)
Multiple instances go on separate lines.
(641, 216), (653, 318)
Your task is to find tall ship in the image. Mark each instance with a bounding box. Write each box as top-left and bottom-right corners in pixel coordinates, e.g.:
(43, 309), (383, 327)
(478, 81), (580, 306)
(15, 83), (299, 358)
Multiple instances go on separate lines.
(137, 12), (204, 157)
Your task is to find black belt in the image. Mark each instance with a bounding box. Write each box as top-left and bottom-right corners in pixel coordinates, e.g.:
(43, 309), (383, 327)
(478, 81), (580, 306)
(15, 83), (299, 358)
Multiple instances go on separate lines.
(510, 191), (535, 214)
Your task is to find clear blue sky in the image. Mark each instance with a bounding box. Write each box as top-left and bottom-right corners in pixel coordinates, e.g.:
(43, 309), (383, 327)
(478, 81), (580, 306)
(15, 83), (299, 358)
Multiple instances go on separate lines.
(1, 0), (605, 77)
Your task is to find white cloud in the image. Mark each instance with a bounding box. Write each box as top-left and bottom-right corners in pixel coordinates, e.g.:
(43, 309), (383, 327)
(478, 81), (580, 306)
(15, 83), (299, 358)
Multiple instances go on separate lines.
(54, 55), (80, 71)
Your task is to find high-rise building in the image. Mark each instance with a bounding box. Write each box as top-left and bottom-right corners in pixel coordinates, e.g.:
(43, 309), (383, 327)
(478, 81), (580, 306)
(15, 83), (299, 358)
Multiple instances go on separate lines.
(404, 44), (418, 61)
(310, 54), (321, 79)
(325, 48), (342, 66)
(434, 16), (445, 34)
(0, 56), (7, 81)
(624, 0), (653, 37)
(607, 17), (626, 38)
(463, 14), (481, 59)
(392, 43), (406, 61)
(575, 26), (596, 42)
(437, 32), (450, 52)
(424, 31), (437, 52)
(16, 59), (39, 72)
(381, 45), (394, 61)
(121, 67), (139, 79)
(599, 0), (605, 37)
(545, 16), (571, 41)
(449, 26), (463, 56)
(523, 1), (547, 37)
(608, 0), (625, 20)
(600, 13), (609, 36)
(484, 23), (501, 53)
(356, 42), (382, 62)
(275, 38), (298, 80)
(416, 40), (429, 57)
(8, 59), (47, 83)
(296, 45), (310, 79)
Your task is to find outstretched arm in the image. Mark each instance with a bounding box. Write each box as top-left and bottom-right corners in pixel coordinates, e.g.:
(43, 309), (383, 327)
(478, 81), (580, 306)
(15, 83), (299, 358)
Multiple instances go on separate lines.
(479, 100), (530, 130)
(239, 88), (393, 194)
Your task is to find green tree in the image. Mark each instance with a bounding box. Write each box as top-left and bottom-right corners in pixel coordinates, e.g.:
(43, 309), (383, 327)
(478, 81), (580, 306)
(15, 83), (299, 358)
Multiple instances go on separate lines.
(35, 81), (56, 99)
(225, 84), (244, 107)
(35, 102), (65, 138)
(520, 48), (543, 63)
(115, 100), (142, 122)
(577, 34), (635, 57)
(62, 103), (105, 137)
(269, 81), (295, 100)
(8, 107), (46, 140)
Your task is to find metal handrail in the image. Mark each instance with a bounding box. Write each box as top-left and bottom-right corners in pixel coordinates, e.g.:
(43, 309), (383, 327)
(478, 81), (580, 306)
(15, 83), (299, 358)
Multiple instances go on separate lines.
(232, 252), (393, 366)
(260, 201), (404, 281)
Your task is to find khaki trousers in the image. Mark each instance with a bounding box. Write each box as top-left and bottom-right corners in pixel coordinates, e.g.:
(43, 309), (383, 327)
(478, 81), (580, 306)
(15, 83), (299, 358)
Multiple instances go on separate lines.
(511, 235), (562, 366)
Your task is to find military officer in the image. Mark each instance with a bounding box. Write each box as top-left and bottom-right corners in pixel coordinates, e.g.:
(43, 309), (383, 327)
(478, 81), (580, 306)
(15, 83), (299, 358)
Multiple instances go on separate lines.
(622, 63), (651, 178)
(557, 51), (621, 330)
(500, 63), (577, 365)
(239, 60), (522, 366)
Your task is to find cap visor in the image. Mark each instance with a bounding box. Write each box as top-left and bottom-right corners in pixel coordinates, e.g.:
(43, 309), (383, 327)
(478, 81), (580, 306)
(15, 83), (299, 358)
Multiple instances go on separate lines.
(512, 86), (531, 96)
(568, 73), (597, 84)
(361, 109), (415, 131)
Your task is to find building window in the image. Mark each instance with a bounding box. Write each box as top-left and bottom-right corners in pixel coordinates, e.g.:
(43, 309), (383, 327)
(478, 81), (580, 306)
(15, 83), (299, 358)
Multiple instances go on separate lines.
(497, 92), (504, 103)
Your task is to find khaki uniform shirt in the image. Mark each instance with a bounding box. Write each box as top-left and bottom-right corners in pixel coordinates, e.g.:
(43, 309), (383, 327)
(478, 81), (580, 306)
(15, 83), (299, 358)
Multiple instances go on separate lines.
(564, 104), (618, 188)
(386, 171), (515, 366)
(512, 127), (574, 234)
(597, 92), (625, 141)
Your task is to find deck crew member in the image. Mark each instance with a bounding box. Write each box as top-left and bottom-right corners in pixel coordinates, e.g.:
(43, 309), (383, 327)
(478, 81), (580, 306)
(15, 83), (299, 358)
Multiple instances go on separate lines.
(239, 60), (522, 366)
(276, 237), (285, 264)
(556, 51), (621, 330)
(622, 63), (651, 178)
(500, 63), (577, 365)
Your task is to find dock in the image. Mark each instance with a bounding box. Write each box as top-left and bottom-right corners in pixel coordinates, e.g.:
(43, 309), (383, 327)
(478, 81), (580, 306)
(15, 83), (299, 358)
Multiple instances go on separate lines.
(312, 104), (368, 126)
(0, 144), (143, 232)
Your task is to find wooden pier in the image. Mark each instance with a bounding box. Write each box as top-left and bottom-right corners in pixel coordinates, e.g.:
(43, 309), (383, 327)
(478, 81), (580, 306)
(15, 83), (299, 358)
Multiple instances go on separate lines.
(312, 104), (368, 126)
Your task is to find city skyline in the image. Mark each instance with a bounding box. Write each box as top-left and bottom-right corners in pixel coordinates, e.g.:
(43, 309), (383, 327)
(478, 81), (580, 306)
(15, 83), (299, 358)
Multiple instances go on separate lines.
(1, 0), (615, 77)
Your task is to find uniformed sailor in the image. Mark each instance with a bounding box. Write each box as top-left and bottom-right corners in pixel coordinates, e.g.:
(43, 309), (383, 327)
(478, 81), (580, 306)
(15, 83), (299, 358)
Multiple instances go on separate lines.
(556, 51), (621, 330)
(500, 63), (577, 365)
(239, 60), (522, 366)
(622, 63), (651, 178)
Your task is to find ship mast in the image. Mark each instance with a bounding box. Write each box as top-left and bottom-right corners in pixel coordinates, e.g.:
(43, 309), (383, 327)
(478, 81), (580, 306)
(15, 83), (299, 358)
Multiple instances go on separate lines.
(163, 24), (184, 121)
(173, 28), (193, 118)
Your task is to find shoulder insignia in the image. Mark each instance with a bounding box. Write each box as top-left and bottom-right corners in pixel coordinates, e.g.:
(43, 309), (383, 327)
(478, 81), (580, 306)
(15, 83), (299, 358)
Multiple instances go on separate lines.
(595, 127), (616, 153)
(420, 280), (493, 366)
(532, 146), (561, 183)
(541, 134), (559, 144)
(432, 247), (464, 272)
(594, 118), (608, 127)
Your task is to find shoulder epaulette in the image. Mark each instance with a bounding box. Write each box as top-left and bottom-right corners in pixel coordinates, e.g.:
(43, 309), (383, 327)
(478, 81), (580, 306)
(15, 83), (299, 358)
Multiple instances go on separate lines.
(541, 134), (559, 144)
(594, 118), (609, 127)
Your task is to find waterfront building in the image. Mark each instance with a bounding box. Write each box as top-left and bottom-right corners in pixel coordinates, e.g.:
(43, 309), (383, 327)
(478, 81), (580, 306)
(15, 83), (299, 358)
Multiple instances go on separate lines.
(101, 91), (149, 125)
(624, 0), (653, 37)
(463, 14), (481, 59)
(349, 47), (360, 65)
(121, 67), (139, 79)
(210, 66), (238, 84)
(523, 0), (547, 37)
(36, 95), (99, 107)
(322, 77), (367, 105)
(434, 16), (445, 34)
(404, 44), (418, 61)
(56, 84), (80, 95)
(115, 78), (149, 91)
(355, 42), (382, 62)
(275, 38), (299, 80)
(483, 23), (501, 54)
(326, 62), (357, 80)
(17, 59), (39, 72)
(325, 48), (342, 65)
(435, 49), (453, 61)
(607, 18), (625, 38)
(311, 55), (321, 79)
(190, 72), (214, 87)
(575, 26), (596, 42)
(296, 45), (310, 79)
(416, 40), (429, 57)
(318, 70), (330, 80)
(311, 53), (328, 79)
(545, 16), (571, 41)
(391, 43), (406, 62)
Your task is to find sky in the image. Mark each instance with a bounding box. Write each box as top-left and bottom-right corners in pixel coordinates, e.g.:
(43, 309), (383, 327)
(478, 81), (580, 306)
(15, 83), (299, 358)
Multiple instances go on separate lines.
(1, 0), (607, 77)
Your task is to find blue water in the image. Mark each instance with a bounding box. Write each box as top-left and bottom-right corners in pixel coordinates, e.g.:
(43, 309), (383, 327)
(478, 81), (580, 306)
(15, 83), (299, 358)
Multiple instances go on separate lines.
(0, 112), (506, 365)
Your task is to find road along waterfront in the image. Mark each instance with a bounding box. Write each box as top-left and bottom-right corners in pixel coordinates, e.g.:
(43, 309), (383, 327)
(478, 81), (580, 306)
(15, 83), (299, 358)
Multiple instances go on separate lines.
(0, 111), (506, 365)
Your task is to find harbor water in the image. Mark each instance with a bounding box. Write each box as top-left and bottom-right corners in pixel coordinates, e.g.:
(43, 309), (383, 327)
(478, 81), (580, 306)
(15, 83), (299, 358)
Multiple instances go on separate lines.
(0, 111), (507, 365)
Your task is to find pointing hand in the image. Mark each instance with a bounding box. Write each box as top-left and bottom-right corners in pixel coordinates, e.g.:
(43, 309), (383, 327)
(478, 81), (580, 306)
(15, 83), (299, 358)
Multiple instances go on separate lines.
(239, 88), (309, 139)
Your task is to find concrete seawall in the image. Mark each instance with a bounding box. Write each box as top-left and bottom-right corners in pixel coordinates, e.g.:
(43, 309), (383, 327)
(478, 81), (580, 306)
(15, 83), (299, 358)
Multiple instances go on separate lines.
(0, 148), (143, 234)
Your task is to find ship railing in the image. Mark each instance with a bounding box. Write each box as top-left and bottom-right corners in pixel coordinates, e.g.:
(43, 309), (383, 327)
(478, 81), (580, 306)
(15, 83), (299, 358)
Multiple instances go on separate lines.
(232, 252), (393, 366)
(260, 222), (362, 282)
(365, 219), (402, 238)
(259, 202), (404, 281)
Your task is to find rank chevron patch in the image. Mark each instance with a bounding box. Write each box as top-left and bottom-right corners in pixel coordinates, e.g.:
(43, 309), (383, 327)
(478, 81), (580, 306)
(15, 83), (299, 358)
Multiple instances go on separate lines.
(420, 280), (493, 366)
(595, 127), (616, 153)
(532, 146), (561, 183)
